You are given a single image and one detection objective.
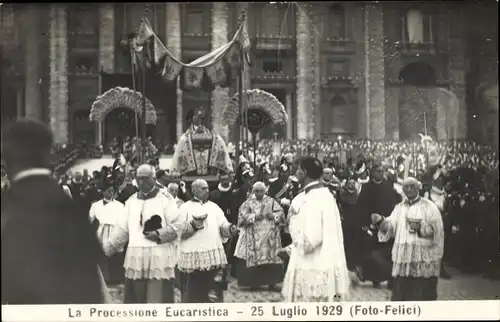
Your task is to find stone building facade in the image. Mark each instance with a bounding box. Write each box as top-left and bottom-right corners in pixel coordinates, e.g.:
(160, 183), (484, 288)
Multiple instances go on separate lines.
(0, 2), (497, 146)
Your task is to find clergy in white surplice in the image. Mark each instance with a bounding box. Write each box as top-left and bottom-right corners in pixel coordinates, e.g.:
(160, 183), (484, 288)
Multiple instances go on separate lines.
(89, 176), (125, 285)
(375, 177), (444, 301)
(102, 164), (183, 303)
(282, 157), (350, 302)
(178, 179), (239, 303)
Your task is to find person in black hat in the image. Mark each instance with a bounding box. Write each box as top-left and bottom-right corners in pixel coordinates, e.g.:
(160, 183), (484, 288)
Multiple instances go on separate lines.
(257, 161), (272, 187)
(1, 118), (103, 304)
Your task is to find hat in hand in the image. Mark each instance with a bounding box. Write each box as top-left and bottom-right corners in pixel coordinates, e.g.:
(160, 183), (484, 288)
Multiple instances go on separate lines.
(143, 215), (163, 233)
(91, 218), (100, 231)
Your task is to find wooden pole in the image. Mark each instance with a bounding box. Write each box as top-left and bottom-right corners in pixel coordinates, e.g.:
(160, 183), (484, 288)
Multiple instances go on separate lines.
(131, 48), (139, 148)
(141, 53), (147, 165)
(253, 134), (257, 168)
(236, 47), (244, 161)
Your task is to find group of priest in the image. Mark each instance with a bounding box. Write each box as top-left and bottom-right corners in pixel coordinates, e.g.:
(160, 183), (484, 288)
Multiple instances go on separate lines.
(2, 118), (496, 305)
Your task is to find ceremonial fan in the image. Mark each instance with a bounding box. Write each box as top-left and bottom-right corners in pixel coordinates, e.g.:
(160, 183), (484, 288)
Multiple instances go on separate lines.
(89, 87), (157, 125)
(222, 89), (288, 166)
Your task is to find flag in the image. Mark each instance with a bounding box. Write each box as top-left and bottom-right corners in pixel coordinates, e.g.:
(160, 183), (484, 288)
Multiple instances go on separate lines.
(161, 54), (183, 82)
(181, 67), (205, 90)
(136, 19), (155, 45)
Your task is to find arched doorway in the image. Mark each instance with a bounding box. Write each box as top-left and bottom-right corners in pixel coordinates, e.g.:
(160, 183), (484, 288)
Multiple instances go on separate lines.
(0, 83), (17, 126)
(398, 62), (438, 140)
(0, 52), (17, 125)
(104, 107), (137, 150)
(89, 86), (158, 149)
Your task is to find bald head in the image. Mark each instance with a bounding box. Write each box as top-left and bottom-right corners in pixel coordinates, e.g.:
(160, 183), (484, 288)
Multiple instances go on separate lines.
(402, 177), (421, 188)
(252, 181), (266, 191)
(192, 179), (209, 201)
(167, 182), (179, 197)
(252, 181), (267, 200)
(402, 177), (421, 200)
(137, 164), (155, 178)
(136, 164), (156, 193)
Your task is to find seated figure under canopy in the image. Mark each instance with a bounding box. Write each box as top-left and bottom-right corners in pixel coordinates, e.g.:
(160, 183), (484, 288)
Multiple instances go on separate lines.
(171, 105), (233, 177)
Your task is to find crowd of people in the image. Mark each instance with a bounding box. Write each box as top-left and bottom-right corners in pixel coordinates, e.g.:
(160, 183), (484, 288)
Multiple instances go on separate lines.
(1, 118), (499, 305)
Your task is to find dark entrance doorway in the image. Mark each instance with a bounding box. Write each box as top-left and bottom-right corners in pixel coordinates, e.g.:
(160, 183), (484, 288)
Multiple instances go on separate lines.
(259, 88), (286, 139)
(398, 62), (438, 140)
(0, 52), (17, 125)
(104, 107), (138, 150)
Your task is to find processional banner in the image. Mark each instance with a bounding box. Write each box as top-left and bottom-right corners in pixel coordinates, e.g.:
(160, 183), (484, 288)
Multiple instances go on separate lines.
(134, 12), (251, 92)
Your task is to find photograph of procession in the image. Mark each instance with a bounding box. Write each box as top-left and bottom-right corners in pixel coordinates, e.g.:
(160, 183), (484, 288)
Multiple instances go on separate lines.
(1, 1), (498, 306)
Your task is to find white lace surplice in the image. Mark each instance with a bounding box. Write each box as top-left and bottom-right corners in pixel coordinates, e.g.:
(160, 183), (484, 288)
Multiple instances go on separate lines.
(282, 187), (350, 302)
(378, 198), (444, 278)
(177, 201), (231, 273)
(89, 200), (125, 246)
(103, 193), (184, 280)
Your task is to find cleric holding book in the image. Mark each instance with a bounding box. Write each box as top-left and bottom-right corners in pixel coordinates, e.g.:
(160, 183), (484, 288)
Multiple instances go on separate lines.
(102, 164), (183, 303)
(374, 177), (444, 301)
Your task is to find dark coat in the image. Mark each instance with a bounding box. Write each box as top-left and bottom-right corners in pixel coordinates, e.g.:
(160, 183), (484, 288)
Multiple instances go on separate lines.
(356, 180), (402, 227)
(209, 186), (235, 224)
(1, 174), (102, 304)
(116, 183), (137, 204)
(267, 177), (300, 216)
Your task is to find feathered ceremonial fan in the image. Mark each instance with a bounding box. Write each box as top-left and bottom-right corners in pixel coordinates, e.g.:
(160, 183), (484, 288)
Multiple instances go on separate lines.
(222, 89), (288, 134)
(89, 87), (157, 124)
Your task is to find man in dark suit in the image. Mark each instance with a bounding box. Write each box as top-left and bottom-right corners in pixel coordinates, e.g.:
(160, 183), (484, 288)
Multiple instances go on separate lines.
(1, 118), (103, 304)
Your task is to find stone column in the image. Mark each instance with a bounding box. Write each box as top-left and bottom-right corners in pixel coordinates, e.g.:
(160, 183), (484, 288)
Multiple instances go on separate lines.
(48, 5), (69, 144)
(99, 4), (115, 74)
(165, 3), (183, 140)
(296, 4), (313, 139)
(310, 6), (321, 139)
(352, 4), (367, 137)
(211, 2), (229, 141)
(286, 91), (293, 139)
(23, 5), (42, 120)
(364, 3), (386, 140)
(448, 7), (467, 139)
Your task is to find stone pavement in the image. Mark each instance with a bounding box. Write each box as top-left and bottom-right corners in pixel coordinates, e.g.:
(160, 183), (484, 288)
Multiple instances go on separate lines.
(107, 268), (500, 303)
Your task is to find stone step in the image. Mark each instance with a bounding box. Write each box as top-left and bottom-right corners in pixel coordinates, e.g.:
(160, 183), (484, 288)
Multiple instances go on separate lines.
(69, 155), (173, 173)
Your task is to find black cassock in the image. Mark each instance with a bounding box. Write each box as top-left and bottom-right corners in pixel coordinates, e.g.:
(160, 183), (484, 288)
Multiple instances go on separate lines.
(2, 174), (102, 304)
(267, 177), (300, 248)
(355, 180), (401, 282)
(116, 183), (137, 204)
(210, 186), (236, 261)
(338, 188), (359, 271)
(210, 186), (236, 224)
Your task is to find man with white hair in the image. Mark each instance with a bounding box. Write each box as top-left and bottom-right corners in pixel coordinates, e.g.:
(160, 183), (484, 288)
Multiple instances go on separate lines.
(373, 177), (444, 301)
(167, 182), (184, 208)
(178, 179), (239, 303)
(103, 164), (183, 303)
(234, 181), (285, 291)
